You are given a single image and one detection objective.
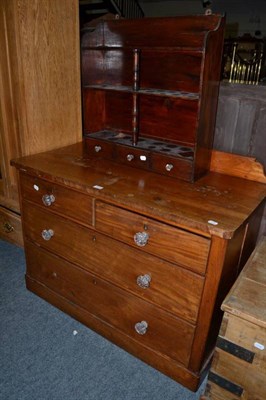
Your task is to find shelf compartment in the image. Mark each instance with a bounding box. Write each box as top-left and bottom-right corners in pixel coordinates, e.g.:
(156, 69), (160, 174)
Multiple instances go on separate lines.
(83, 89), (133, 134)
(81, 49), (133, 87)
(139, 94), (198, 144)
(82, 48), (203, 94)
(83, 89), (199, 146)
(140, 49), (202, 93)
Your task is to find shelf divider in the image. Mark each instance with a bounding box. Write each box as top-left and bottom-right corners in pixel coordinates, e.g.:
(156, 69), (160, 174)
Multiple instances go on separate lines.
(132, 48), (140, 146)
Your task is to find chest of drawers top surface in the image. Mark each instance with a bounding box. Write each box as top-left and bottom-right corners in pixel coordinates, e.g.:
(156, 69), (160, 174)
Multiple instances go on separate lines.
(202, 237), (266, 400)
(12, 142), (266, 239)
(222, 236), (266, 327)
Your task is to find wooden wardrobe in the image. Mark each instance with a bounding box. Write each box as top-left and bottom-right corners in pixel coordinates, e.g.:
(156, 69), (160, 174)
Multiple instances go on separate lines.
(0, 0), (82, 246)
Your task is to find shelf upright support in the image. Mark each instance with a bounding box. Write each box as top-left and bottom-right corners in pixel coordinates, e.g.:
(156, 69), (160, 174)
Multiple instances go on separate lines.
(132, 48), (140, 146)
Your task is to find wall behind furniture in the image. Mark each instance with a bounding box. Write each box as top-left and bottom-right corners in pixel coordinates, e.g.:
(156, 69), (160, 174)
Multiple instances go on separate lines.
(140, 0), (266, 37)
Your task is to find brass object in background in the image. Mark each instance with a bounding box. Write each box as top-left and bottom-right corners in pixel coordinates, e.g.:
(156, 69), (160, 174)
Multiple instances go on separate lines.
(3, 221), (14, 233)
(223, 38), (265, 85)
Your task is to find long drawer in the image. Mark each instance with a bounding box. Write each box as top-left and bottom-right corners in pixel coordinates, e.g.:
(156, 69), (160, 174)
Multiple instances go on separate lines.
(95, 201), (210, 274)
(22, 201), (204, 323)
(20, 173), (93, 226)
(25, 241), (195, 367)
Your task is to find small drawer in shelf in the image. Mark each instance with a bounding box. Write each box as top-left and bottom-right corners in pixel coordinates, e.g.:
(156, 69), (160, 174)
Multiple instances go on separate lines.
(116, 145), (150, 169)
(151, 152), (193, 181)
(86, 137), (114, 158)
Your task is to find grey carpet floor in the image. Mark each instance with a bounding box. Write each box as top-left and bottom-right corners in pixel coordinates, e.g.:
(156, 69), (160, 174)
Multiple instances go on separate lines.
(0, 239), (206, 400)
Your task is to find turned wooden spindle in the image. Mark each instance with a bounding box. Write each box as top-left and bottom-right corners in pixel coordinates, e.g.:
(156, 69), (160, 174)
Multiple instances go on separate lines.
(132, 48), (140, 146)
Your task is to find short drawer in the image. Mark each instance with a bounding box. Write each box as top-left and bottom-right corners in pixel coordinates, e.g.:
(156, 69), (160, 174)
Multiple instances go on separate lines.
(25, 241), (195, 367)
(116, 145), (150, 169)
(95, 202), (210, 274)
(151, 153), (193, 182)
(22, 201), (204, 323)
(86, 138), (114, 158)
(20, 173), (93, 225)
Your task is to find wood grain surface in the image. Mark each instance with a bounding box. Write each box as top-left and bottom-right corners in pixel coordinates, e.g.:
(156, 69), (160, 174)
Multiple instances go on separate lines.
(11, 142), (266, 239)
(0, 0), (82, 222)
(95, 201), (210, 274)
(222, 236), (266, 327)
(14, 143), (266, 392)
(0, 206), (23, 247)
(25, 241), (195, 367)
(22, 201), (204, 323)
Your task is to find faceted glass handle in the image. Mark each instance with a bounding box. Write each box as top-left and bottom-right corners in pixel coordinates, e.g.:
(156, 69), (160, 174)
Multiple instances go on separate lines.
(165, 163), (174, 172)
(94, 145), (102, 153)
(41, 229), (54, 241)
(135, 321), (148, 335)
(127, 154), (134, 162)
(134, 231), (149, 247)
(137, 274), (151, 289)
(42, 194), (55, 206)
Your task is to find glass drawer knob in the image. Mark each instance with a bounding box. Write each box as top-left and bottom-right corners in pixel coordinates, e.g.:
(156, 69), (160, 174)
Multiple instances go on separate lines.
(41, 229), (54, 241)
(42, 194), (55, 206)
(135, 321), (148, 335)
(127, 154), (134, 162)
(134, 231), (149, 247)
(94, 145), (102, 153)
(137, 274), (151, 289)
(165, 163), (174, 172)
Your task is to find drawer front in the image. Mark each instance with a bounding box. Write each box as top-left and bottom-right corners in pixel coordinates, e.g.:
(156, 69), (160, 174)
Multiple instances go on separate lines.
(116, 145), (150, 169)
(25, 241), (194, 366)
(22, 201), (203, 323)
(151, 153), (193, 182)
(86, 137), (114, 159)
(20, 173), (93, 225)
(95, 202), (210, 274)
(0, 206), (23, 247)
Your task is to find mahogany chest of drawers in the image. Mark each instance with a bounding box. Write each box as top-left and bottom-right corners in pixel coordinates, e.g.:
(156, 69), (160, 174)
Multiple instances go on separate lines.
(12, 143), (266, 391)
